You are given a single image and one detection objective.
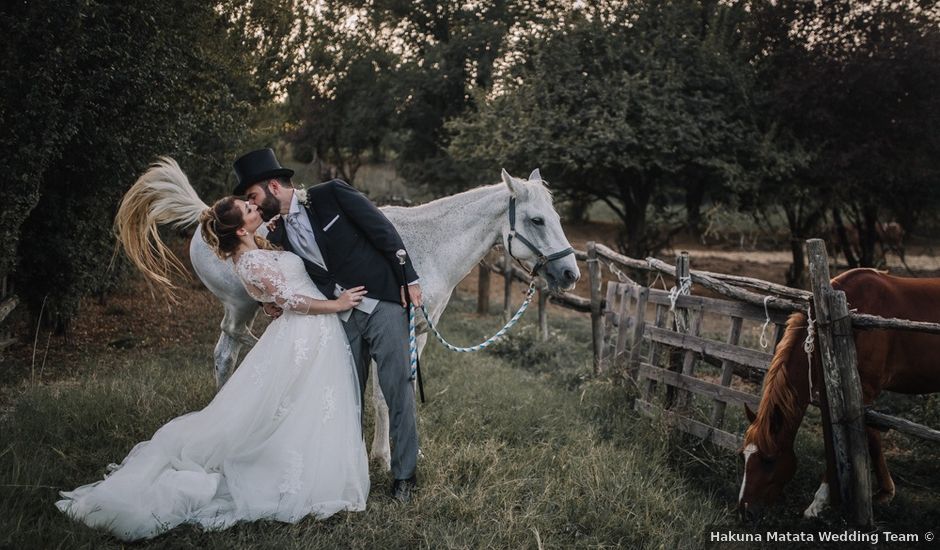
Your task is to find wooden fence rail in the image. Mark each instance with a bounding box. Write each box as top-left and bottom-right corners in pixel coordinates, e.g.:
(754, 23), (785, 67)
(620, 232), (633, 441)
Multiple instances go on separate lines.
(476, 239), (940, 528)
(476, 240), (939, 524)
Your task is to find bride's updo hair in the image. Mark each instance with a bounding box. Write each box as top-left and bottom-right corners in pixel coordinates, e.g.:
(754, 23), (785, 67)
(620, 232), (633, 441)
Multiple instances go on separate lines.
(199, 197), (276, 259)
(199, 197), (243, 259)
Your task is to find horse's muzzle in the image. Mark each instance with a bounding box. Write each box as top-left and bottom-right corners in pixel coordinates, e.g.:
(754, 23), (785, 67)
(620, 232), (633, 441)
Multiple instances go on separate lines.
(543, 264), (580, 291)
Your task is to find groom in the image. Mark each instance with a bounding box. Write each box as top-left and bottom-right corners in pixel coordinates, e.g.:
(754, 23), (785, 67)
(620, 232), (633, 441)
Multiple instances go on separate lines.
(233, 148), (421, 502)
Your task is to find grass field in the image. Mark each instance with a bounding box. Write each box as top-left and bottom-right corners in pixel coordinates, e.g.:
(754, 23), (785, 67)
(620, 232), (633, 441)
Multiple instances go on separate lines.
(1, 279), (938, 549)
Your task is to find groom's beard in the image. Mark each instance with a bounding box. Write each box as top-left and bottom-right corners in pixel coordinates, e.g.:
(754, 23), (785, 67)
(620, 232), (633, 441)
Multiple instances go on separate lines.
(258, 187), (281, 221)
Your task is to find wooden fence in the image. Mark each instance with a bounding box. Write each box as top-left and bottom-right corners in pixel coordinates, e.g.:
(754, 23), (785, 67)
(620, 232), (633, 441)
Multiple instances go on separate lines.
(478, 239), (940, 528)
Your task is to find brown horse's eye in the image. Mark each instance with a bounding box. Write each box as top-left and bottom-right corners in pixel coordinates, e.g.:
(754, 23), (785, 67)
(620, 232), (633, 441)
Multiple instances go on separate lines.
(760, 455), (777, 471)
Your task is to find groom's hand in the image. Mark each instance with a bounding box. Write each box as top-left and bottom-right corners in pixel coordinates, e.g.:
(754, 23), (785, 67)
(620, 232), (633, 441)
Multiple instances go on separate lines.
(401, 283), (423, 308)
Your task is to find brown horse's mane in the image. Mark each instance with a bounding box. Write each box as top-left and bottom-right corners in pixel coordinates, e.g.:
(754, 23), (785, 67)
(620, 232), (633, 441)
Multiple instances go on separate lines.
(744, 311), (807, 456)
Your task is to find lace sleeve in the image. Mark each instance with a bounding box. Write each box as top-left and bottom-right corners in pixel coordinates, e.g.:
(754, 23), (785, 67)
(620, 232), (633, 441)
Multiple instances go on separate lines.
(235, 251), (329, 314)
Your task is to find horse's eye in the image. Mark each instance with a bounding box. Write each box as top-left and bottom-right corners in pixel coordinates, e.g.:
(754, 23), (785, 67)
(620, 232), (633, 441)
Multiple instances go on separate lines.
(531, 217), (545, 226)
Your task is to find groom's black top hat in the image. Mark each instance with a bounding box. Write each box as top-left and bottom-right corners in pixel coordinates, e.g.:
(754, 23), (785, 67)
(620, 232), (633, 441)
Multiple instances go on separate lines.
(232, 148), (294, 195)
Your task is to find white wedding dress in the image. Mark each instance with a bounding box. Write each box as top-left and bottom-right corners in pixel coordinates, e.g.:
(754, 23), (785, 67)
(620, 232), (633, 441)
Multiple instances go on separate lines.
(56, 249), (369, 541)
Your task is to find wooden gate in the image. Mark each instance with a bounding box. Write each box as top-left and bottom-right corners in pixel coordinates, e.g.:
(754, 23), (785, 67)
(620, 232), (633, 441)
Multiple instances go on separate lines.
(599, 274), (792, 450)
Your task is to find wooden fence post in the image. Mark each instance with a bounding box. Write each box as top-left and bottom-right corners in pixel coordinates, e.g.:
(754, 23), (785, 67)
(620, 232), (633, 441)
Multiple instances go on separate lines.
(612, 284), (633, 370)
(675, 251), (691, 328)
(806, 238), (873, 528)
(503, 246), (513, 321)
(709, 316), (743, 428)
(666, 252), (691, 409)
(477, 262), (490, 315)
(627, 285), (649, 380)
(588, 242), (604, 374)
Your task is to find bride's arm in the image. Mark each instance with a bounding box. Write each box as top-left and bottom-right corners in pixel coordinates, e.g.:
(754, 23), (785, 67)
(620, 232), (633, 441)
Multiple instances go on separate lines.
(237, 254), (366, 314)
(254, 278), (366, 315)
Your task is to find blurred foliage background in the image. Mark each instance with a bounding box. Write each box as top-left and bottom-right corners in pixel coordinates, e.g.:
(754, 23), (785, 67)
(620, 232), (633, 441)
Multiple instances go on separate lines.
(2, 0), (940, 332)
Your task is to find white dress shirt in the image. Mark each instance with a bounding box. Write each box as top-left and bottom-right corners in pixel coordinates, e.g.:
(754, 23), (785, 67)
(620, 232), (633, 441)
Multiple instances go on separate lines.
(283, 192), (379, 321)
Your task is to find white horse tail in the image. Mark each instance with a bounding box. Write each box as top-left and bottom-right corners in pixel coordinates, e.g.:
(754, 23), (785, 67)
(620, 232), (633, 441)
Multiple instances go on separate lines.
(113, 157), (208, 300)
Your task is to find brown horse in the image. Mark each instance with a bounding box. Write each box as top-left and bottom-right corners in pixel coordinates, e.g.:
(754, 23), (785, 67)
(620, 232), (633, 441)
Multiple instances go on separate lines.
(737, 268), (940, 521)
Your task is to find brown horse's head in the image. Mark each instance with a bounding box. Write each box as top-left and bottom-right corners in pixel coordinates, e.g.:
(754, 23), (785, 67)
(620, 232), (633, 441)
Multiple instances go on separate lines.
(737, 312), (811, 523)
(738, 403), (798, 522)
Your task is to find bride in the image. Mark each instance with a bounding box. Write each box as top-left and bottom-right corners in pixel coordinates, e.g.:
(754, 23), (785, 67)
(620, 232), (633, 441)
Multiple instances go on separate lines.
(56, 197), (370, 541)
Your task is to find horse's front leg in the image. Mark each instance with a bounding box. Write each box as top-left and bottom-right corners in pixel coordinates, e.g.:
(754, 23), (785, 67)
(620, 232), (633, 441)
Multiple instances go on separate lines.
(805, 386), (840, 518)
(213, 331), (241, 388)
(370, 360), (391, 471)
(868, 426), (896, 504)
(370, 332), (429, 471)
(803, 475), (831, 518)
(214, 303), (259, 388)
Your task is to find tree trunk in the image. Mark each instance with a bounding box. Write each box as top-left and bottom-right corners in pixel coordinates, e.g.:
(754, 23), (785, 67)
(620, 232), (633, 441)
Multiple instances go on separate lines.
(786, 236), (806, 288)
(619, 183), (653, 259)
(858, 205), (879, 267)
(783, 202), (825, 288)
(564, 195), (591, 224)
(685, 179), (707, 236)
(832, 207), (859, 268)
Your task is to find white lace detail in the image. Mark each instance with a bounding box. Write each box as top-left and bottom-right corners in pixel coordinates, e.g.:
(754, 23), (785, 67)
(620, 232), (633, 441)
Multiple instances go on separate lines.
(317, 317), (333, 349)
(274, 319), (288, 342)
(293, 337), (310, 369)
(273, 398), (291, 422)
(278, 451), (304, 495)
(322, 386), (336, 424)
(251, 362), (269, 387)
(234, 250), (324, 313)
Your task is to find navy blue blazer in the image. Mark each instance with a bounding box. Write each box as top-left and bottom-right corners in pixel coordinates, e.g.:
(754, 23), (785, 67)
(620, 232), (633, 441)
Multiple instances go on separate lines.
(266, 179), (419, 304)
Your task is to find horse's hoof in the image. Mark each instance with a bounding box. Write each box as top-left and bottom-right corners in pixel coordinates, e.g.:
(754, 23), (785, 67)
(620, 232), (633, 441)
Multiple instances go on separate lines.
(803, 482), (829, 519)
(370, 452), (391, 472)
(803, 502), (826, 519)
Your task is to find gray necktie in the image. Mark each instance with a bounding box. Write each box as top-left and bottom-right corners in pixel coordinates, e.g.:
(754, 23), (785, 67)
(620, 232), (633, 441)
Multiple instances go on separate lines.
(285, 213), (327, 269)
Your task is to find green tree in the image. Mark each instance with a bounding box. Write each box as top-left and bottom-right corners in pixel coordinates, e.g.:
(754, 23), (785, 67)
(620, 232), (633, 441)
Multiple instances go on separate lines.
(450, 0), (760, 257)
(1, 0), (297, 331)
(285, 0), (566, 191)
(745, 0), (940, 280)
(285, 6), (399, 184)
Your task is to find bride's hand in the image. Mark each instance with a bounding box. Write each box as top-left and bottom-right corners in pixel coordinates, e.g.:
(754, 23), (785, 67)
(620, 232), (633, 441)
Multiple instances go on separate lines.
(335, 286), (367, 311)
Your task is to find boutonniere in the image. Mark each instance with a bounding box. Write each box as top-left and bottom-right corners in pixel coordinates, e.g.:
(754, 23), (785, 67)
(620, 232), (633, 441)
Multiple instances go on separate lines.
(295, 187), (311, 207)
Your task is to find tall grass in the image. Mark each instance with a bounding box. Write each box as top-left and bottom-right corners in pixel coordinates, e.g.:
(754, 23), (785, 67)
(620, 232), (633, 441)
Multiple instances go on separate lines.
(1, 298), (729, 549)
(2, 294), (937, 548)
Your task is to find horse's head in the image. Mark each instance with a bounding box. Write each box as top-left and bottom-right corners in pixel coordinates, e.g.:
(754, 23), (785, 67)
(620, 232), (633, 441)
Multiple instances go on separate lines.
(737, 403), (798, 523)
(499, 168), (580, 292)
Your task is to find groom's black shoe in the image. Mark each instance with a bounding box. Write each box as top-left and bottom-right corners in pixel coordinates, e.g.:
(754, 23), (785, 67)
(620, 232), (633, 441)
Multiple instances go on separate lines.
(391, 476), (417, 503)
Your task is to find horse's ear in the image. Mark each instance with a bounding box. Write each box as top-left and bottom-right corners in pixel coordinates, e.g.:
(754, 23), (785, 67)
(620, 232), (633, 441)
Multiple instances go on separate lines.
(528, 168), (542, 182)
(501, 168), (518, 196)
(744, 404), (757, 423)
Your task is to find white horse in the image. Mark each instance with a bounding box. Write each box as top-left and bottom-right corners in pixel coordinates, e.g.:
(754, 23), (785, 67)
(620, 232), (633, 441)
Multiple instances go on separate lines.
(114, 158), (580, 469)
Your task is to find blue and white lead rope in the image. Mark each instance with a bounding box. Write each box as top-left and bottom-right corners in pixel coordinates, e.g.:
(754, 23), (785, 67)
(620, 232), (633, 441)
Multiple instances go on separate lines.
(406, 281), (538, 379)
